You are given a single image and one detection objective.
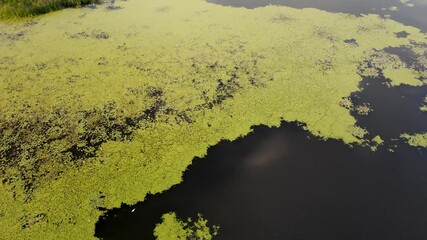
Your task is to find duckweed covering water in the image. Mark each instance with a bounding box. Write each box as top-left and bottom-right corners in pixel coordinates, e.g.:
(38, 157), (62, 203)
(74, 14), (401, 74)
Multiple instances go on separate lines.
(421, 96), (427, 111)
(154, 212), (218, 240)
(1, 0), (427, 239)
(402, 132), (427, 147)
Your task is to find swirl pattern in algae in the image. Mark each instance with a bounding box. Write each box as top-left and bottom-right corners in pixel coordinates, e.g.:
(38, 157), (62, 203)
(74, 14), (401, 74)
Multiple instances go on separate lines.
(0, 0), (427, 239)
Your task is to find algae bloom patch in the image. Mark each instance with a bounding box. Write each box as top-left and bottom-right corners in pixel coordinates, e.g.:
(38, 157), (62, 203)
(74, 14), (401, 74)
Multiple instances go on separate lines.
(154, 212), (219, 240)
(1, 0), (427, 239)
(402, 132), (427, 147)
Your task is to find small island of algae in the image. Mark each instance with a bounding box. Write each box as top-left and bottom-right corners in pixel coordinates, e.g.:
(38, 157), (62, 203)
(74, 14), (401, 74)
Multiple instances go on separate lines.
(154, 212), (219, 240)
(421, 96), (427, 112)
(401, 132), (427, 147)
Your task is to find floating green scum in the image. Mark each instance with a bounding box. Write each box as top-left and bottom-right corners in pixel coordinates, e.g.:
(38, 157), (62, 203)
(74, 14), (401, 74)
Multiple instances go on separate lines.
(401, 132), (427, 147)
(421, 96), (427, 112)
(154, 212), (219, 240)
(1, 0), (427, 239)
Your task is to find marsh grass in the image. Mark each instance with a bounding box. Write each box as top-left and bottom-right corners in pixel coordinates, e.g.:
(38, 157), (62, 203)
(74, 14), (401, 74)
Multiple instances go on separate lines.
(0, 0), (99, 18)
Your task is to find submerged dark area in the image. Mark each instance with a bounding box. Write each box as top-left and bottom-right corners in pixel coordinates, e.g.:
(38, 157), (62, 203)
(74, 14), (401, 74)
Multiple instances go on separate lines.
(96, 1), (427, 239)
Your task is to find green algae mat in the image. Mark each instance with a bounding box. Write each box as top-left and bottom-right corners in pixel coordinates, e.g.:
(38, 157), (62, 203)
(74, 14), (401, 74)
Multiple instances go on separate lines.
(1, 0), (427, 239)
(0, 0), (99, 18)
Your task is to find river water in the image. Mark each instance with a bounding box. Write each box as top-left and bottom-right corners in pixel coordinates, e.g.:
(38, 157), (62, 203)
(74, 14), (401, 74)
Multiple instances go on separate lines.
(95, 0), (427, 239)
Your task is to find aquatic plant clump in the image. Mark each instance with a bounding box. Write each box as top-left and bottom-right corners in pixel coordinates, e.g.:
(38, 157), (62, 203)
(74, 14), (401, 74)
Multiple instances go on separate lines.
(399, 0), (415, 7)
(369, 135), (384, 151)
(421, 96), (427, 112)
(154, 212), (219, 240)
(1, 0), (427, 239)
(401, 132), (427, 147)
(0, 0), (100, 18)
(354, 103), (372, 115)
(358, 49), (426, 86)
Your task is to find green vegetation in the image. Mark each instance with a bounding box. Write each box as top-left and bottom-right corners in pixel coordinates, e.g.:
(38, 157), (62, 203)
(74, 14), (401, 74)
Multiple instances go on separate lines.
(421, 96), (427, 112)
(0, 0), (99, 18)
(369, 135), (384, 151)
(401, 132), (427, 147)
(354, 103), (372, 115)
(338, 98), (372, 116)
(372, 135), (384, 145)
(154, 213), (219, 240)
(0, 0), (427, 239)
(358, 48), (427, 86)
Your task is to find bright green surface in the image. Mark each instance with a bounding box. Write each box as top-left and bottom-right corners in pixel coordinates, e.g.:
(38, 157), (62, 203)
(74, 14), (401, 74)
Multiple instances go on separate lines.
(402, 132), (427, 147)
(1, 0), (427, 239)
(0, 0), (99, 18)
(154, 212), (218, 240)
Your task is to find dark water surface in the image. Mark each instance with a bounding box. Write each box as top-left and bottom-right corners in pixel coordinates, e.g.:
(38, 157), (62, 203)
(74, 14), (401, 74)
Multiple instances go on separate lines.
(96, 1), (427, 239)
(352, 78), (427, 141)
(207, 0), (427, 32)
